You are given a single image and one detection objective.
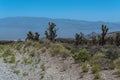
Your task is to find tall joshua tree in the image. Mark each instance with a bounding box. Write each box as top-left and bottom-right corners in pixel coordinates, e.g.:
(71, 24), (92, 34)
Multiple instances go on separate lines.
(75, 32), (84, 46)
(100, 25), (109, 45)
(45, 22), (57, 41)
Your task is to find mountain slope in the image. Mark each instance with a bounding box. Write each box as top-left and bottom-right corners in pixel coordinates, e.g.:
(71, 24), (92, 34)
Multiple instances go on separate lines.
(0, 17), (120, 40)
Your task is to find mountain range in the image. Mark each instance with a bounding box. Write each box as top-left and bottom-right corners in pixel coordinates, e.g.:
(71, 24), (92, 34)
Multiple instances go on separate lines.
(0, 17), (120, 40)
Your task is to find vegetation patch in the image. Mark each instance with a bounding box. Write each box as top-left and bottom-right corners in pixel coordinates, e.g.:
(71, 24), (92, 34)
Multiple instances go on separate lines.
(73, 49), (90, 62)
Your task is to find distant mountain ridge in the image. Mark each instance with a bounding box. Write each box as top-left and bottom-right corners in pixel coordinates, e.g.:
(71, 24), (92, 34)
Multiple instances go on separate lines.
(0, 17), (120, 40)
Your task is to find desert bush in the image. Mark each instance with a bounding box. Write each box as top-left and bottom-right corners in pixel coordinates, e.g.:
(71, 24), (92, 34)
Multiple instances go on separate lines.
(32, 42), (42, 49)
(0, 45), (6, 53)
(24, 41), (32, 48)
(42, 40), (51, 49)
(114, 57), (120, 69)
(8, 55), (15, 63)
(29, 49), (35, 57)
(91, 53), (113, 70)
(23, 72), (28, 76)
(50, 43), (70, 58)
(41, 47), (46, 53)
(15, 44), (22, 51)
(1, 49), (16, 63)
(73, 49), (90, 62)
(23, 57), (33, 64)
(40, 71), (45, 79)
(91, 64), (101, 74)
(105, 48), (120, 60)
(93, 72), (101, 79)
(82, 63), (89, 72)
(40, 63), (45, 71)
(13, 69), (20, 75)
(3, 55), (15, 63)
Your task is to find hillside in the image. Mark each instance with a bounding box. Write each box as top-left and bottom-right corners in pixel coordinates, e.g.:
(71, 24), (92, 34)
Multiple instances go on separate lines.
(0, 17), (120, 40)
(0, 41), (120, 80)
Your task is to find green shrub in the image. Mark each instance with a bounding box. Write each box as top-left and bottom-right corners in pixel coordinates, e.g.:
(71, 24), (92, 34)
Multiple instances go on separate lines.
(13, 70), (20, 75)
(40, 63), (45, 71)
(73, 49), (90, 62)
(23, 57), (33, 64)
(29, 50), (35, 57)
(2, 49), (12, 57)
(91, 53), (112, 70)
(114, 57), (120, 69)
(15, 44), (21, 51)
(2, 49), (15, 63)
(41, 47), (46, 53)
(50, 43), (70, 57)
(23, 72), (28, 76)
(32, 42), (41, 48)
(91, 64), (101, 74)
(94, 72), (101, 79)
(82, 63), (89, 72)
(24, 42), (32, 48)
(9, 55), (15, 63)
(40, 71), (45, 79)
(105, 48), (120, 60)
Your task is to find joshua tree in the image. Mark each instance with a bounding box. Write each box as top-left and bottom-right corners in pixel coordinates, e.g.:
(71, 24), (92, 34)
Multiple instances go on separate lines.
(100, 25), (109, 45)
(26, 31), (40, 41)
(45, 22), (57, 41)
(34, 32), (40, 41)
(75, 32), (84, 46)
(26, 31), (34, 41)
(115, 32), (120, 46)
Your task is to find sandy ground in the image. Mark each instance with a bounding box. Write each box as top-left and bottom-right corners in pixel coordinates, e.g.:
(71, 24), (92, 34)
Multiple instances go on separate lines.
(0, 50), (120, 80)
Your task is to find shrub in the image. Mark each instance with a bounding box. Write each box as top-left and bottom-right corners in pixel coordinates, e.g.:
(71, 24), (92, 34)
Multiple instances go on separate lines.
(29, 50), (35, 57)
(15, 44), (21, 51)
(2, 49), (12, 57)
(40, 63), (45, 71)
(91, 53), (113, 70)
(23, 57), (33, 64)
(94, 72), (101, 79)
(9, 55), (15, 63)
(40, 71), (45, 79)
(82, 63), (89, 72)
(50, 43), (70, 58)
(2, 49), (16, 63)
(73, 49), (90, 62)
(105, 48), (120, 60)
(13, 70), (20, 75)
(24, 41), (32, 48)
(23, 72), (28, 76)
(114, 57), (120, 69)
(41, 47), (46, 53)
(91, 64), (101, 74)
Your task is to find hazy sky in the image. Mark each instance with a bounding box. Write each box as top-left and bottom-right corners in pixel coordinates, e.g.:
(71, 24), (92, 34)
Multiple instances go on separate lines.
(0, 0), (120, 22)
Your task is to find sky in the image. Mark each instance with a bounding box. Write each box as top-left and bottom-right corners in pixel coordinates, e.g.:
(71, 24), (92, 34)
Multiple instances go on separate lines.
(0, 0), (120, 22)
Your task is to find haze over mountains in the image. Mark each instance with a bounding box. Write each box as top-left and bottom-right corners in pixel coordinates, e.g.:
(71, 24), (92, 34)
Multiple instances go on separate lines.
(0, 17), (120, 40)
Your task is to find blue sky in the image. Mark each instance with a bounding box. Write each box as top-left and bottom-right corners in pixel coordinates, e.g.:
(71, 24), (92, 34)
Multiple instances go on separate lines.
(0, 0), (120, 22)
